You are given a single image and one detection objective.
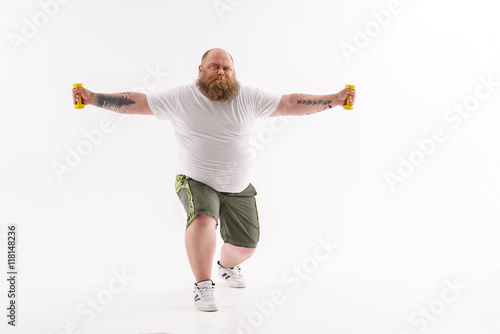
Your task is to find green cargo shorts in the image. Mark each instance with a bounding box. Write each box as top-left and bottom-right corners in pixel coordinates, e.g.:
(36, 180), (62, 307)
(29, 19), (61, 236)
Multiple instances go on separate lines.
(175, 174), (260, 248)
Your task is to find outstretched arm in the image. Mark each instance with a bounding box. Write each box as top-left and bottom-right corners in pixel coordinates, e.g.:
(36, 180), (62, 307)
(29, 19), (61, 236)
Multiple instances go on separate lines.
(71, 87), (153, 115)
(270, 87), (356, 117)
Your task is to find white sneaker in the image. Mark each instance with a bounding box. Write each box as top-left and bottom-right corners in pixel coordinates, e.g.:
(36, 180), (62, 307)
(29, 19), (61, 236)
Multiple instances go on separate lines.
(217, 261), (247, 288)
(193, 280), (218, 312)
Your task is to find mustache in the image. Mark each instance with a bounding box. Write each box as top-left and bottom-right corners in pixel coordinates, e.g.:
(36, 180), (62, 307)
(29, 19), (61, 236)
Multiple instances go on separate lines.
(209, 76), (231, 90)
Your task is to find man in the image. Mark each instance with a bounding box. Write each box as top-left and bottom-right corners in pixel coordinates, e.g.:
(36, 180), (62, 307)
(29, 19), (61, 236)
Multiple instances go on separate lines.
(71, 48), (356, 312)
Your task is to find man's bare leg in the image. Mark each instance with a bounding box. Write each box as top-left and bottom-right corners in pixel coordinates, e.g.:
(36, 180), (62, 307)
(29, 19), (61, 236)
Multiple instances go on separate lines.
(185, 214), (217, 282)
(219, 243), (255, 268)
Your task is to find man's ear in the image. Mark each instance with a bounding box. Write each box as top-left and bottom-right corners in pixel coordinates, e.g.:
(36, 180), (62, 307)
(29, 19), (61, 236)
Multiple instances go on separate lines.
(198, 64), (202, 75)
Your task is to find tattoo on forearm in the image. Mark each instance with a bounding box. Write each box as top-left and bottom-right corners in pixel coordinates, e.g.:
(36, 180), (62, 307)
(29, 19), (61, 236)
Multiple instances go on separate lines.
(297, 99), (333, 115)
(96, 93), (136, 111)
(297, 99), (333, 106)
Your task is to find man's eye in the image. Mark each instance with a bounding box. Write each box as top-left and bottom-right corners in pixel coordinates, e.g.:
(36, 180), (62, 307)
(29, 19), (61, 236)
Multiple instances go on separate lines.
(211, 65), (218, 69)
(224, 68), (231, 71)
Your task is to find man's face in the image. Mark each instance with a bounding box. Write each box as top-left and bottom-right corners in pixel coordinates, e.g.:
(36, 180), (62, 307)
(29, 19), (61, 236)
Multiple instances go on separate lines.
(197, 49), (240, 102)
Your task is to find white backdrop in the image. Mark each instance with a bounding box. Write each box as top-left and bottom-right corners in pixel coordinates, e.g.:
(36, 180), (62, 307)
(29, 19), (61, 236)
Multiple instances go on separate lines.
(1, 0), (499, 333)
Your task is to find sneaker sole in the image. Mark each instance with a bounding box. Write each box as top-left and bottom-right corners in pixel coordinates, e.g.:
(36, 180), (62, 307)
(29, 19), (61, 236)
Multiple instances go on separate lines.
(228, 281), (247, 288)
(195, 303), (218, 312)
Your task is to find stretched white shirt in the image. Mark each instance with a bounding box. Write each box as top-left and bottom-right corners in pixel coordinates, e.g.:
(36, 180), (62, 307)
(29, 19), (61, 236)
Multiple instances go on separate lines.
(147, 82), (281, 193)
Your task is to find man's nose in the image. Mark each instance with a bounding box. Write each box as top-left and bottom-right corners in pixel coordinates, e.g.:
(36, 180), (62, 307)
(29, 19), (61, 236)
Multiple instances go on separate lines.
(217, 68), (225, 76)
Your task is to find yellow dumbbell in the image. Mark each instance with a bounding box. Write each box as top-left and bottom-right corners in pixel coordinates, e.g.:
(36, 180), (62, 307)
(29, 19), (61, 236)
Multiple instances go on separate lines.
(73, 83), (85, 109)
(343, 84), (356, 110)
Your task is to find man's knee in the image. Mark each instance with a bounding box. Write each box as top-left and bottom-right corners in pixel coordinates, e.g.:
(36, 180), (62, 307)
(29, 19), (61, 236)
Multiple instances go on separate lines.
(189, 214), (217, 230)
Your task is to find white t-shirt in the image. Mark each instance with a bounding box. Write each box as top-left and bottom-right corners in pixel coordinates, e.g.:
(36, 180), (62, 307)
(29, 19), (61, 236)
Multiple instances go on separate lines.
(147, 82), (281, 193)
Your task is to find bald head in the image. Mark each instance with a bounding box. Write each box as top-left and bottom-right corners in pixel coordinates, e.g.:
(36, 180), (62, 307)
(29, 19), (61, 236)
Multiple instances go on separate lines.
(201, 48), (234, 66)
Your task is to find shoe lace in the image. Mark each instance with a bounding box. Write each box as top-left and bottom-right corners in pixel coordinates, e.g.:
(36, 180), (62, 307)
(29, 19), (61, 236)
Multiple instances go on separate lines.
(198, 284), (214, 299)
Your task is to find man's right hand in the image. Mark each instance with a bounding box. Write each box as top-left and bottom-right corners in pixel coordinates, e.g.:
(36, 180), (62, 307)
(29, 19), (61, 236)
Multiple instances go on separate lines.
(72, 87), (96, 106)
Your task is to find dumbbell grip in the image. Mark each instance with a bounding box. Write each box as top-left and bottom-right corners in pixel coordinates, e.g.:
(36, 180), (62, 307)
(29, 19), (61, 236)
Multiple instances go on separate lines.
(343, 84), (355, 110)
(73, 83), (85, 109)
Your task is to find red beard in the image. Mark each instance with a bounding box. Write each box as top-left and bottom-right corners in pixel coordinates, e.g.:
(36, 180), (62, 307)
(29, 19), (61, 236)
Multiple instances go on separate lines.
(197, 75), (240, 102)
